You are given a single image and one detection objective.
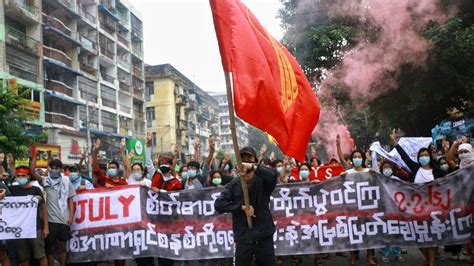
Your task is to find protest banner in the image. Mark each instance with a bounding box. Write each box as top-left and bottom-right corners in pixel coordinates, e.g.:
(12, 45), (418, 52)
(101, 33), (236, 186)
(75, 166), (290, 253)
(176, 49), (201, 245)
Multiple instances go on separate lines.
(31, 144), (61, 168)
(0, 196), (39, 240)
(68, 165), (474, 262)
(313, 165), (344, 181)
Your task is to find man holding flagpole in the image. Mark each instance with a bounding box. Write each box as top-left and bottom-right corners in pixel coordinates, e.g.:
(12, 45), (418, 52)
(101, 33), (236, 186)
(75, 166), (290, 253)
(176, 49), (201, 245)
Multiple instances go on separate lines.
(215, 146), (277, 265)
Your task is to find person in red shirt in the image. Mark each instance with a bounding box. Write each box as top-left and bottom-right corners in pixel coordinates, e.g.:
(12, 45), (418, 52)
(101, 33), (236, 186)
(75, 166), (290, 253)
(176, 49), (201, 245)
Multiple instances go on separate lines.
(150, 155), (181, 266)
(91, 138), (129, 188)
(151, 156), (182, 192)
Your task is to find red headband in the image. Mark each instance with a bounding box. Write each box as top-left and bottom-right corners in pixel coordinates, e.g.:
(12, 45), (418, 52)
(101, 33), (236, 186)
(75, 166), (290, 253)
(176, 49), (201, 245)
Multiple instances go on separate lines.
(16, 168), (30, 175)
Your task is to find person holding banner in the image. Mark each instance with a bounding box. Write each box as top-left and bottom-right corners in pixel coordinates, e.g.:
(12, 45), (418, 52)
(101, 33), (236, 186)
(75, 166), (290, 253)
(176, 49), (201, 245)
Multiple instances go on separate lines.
(10, 166), (48, 266)
(0, 183), (10, 266)
(215, 146), (277, 266)
(390, 130), (442, 266)
(43, 159), (76, 266)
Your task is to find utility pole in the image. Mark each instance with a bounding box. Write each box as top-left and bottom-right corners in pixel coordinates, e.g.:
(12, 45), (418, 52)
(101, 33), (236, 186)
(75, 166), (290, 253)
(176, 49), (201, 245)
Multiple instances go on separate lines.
(86, 99), (92, 178)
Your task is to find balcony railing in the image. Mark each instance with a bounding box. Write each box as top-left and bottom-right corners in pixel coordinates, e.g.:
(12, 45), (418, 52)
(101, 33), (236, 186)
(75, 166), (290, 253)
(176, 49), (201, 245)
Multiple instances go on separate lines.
(132, 46), (143, 59)
(119, 104), (131, 114)
(118, 57), (131, 71)
(80, 35), (97, 52)
(117, 34), (129, 46)
(45, 80), (73, 97)
(116, 10), (129, 26)
(46, 112), (74, 127)
(5, 26), (39, 54)
(100, 72), (115, 83)
(99, 13), (116, 34)
(80, 62), (97, 76)
(57, 0), (79, 14)
(5, 0), (39, 17)
(135, 111), (144, 119)
(133, 87), (143, 98)
(43, 45), (72, 67)
(119, 81), (131, 93)
(43, 14), (72, 37)
(133, 65), (142, 77)
(79, 7), (96, 25)
(99, 46), (115, 60)
(8, 64), (38, 83)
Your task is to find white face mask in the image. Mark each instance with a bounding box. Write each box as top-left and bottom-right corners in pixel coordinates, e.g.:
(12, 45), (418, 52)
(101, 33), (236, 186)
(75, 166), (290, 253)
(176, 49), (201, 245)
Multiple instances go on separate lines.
(382, 168), (393, 177)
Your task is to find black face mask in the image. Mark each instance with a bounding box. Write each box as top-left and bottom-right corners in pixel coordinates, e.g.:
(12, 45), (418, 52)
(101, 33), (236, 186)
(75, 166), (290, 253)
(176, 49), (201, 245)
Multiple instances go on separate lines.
(159, 166), (171, 174)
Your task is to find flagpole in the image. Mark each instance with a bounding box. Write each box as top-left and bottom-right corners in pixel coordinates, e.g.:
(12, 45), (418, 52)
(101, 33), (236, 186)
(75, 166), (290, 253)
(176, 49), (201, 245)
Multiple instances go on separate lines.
(224, 72), (253, 229)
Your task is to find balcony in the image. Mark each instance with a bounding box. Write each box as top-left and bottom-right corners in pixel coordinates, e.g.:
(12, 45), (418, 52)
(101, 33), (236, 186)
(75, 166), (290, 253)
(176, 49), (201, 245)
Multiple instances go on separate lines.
(100, 72), (115, 84)
(5, 26), (39, 55)
(80, 35), (97, 54)
(54, 0), (80, 17)
(43, 45), (72, 67)
(42, 14), (71, 36)
(99, 8), (117, 34)
(80, 61), (97, 76)
(45, 80), (73, 97)
(132, 46), (143, 59)
(46, 112), (74, 127)
(116, 10), (129, 28)
(118, 57), (131, 71)
(117, 34), (129, 47)
(133, 87), (143, 99)
(119, 81), (131, 93)
(119, 104), (131, 114)
(99, 45), (115, 60)
(79, 7), (96, 25)
(133, 65), (143, 78)
(4, 0), (39, 23)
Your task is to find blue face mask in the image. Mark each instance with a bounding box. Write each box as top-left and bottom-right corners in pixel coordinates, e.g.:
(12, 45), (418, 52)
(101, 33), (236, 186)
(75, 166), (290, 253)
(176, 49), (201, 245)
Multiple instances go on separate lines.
(224, 165), (230, 171)
(69, 172), (80, 182)
(276, 167), (283, 174)
(49, 170), (61, 179)
(132, 172), (143, 181)
(187, 170), (197, 178)
(352, 158), (363, 168)
(17, 177), (28, 186)
(300, 170), (310, 180)
(419, 156), (430, 166)
(181, 172), (189, 179)
(107, 168), (118, 177)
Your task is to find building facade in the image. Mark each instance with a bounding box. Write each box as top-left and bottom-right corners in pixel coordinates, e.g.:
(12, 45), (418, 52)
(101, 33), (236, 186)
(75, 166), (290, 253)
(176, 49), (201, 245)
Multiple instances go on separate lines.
(210, 92), (249, 154)
(145, 64), (219, 160)
(0, 0), (145, 164)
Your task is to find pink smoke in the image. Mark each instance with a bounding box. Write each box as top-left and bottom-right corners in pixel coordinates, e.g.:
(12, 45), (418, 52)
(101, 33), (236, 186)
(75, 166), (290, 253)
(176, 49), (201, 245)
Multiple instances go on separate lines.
(313, 107), (354, 159)
(323, 0), (449, 100)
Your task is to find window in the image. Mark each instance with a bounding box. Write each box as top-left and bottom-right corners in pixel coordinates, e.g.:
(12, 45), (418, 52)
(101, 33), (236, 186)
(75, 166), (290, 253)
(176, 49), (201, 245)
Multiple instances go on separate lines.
(152, 132), (157, 147)
(145, 81), (154, 96)
(146, 107), (155, 121)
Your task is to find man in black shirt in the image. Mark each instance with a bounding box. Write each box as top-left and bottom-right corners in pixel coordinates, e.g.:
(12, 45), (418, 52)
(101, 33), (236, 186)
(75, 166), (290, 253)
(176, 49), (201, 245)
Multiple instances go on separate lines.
(10, 166), (49, 266)
(215, 147), (277, 266)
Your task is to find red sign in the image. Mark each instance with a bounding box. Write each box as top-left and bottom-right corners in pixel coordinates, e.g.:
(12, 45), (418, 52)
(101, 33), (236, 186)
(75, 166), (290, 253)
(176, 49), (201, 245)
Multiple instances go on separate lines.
(314, 165), (344, 181)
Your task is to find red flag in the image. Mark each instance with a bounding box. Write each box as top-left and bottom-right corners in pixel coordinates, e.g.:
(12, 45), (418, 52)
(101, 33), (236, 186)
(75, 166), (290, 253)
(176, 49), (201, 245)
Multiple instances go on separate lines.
(210, 0), (320, 162)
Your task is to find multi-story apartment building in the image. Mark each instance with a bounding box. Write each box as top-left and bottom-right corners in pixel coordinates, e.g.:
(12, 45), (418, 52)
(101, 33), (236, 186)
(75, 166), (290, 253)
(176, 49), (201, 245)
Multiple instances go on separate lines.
(145, 64), (219, 160)
(210, 92), (249, 154)
(0, 0), (145, 164)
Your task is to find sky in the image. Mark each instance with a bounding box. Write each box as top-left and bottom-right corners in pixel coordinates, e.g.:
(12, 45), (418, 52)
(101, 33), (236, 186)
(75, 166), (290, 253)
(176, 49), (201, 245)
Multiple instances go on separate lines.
(128, 0), (284, 93)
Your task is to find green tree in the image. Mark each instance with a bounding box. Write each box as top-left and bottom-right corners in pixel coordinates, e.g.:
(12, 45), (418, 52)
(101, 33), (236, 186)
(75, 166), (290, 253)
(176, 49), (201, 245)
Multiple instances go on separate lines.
(0, 87), (46, 157)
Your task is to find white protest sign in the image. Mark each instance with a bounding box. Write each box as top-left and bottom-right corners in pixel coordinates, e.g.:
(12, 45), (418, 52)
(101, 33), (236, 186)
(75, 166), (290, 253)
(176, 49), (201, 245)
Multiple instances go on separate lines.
(71, 186), (142, 231)
(0, 196), (39, 240)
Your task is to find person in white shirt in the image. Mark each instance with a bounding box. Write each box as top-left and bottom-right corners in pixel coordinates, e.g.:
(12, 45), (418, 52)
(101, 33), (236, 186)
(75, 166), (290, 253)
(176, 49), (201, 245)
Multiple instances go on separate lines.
(127, 162), (151, 187)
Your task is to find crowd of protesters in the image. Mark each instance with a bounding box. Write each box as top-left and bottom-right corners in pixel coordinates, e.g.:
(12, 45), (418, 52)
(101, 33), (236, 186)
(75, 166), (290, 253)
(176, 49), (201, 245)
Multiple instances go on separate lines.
(0, 129), (473, 266)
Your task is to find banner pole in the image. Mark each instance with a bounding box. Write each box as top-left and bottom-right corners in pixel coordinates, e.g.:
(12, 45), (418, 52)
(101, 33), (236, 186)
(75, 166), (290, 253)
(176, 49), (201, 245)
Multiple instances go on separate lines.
(224, 72), (253, 229)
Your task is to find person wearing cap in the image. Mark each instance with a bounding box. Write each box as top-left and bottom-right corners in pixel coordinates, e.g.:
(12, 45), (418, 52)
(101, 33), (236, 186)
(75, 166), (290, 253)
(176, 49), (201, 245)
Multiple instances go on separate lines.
(447, 140), (474, 170)
(215, 146), (278, 266)
(10, 166), (49, 266)
(42, 159), (75, 266)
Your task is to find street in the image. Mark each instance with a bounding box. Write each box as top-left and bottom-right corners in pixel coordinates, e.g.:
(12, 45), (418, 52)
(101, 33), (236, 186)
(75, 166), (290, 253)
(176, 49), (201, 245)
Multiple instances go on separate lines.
(122, 247), (473, 266)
